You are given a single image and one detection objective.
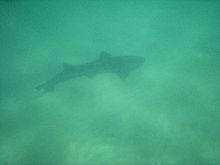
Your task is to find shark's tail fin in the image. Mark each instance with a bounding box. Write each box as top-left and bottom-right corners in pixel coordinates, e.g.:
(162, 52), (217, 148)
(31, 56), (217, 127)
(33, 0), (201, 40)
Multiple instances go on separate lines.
(36, 83), (54, 93)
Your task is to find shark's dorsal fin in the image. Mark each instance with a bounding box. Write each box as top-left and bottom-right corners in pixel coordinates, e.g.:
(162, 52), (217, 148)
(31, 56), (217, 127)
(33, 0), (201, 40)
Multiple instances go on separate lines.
(99, 51), (112, 60)
(63, 63), (73, 70)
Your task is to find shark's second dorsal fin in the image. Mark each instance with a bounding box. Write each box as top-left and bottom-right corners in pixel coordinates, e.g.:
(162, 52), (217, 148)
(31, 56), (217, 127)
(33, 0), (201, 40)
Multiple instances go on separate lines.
(99, 51), (112, 60)
(63, 63), (73, 70)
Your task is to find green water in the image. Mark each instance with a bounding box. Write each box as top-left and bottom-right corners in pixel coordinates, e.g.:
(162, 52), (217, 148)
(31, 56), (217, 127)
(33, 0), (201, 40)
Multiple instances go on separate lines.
(1, 0), (220, 164)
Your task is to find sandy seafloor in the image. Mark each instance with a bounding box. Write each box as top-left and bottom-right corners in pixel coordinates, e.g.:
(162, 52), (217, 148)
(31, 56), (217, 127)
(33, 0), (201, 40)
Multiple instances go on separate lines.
(0, 0), (220, 164)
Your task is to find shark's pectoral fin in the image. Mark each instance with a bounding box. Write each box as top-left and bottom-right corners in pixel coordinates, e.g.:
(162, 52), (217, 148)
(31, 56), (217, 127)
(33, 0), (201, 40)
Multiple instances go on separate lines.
(63, 63), (74, 71)
(99, 51), (112, 60)
(117, 71), (129, 80)
(86, 72), (95, 78)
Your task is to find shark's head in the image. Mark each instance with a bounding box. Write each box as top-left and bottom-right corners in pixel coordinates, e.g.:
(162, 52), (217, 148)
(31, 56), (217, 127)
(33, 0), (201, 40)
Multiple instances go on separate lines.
(134, 56), (146, 66)
(111, 55), (145, 79)
(121, 56), (146, 70)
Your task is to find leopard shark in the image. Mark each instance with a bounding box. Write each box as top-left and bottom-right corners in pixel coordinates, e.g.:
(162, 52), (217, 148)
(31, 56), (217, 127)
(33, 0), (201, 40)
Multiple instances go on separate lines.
(36, 51), (145, 93)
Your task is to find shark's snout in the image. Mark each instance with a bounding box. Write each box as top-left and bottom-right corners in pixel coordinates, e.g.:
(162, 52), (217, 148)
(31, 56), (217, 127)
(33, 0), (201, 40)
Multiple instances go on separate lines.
(137, 56), (146, 65)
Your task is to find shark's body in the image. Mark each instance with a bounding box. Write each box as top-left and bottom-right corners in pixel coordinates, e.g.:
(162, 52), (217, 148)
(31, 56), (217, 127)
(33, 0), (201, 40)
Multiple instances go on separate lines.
(36, 51), (145, 93)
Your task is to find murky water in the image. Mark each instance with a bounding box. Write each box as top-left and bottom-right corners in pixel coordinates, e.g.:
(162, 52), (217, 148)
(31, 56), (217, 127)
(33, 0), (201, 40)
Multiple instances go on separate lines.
(1, 0), (220, 164)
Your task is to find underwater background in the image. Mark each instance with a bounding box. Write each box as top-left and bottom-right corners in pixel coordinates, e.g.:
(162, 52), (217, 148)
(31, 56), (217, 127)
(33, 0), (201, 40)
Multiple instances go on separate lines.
(0, 0), (220, 164)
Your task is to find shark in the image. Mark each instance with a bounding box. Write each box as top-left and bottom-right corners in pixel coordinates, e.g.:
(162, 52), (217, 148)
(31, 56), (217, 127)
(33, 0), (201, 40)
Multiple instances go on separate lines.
(36, 51), (145, 93)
